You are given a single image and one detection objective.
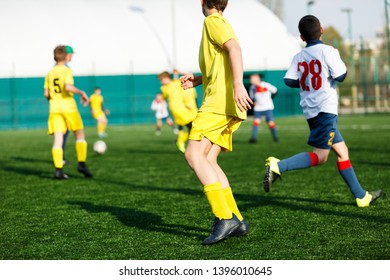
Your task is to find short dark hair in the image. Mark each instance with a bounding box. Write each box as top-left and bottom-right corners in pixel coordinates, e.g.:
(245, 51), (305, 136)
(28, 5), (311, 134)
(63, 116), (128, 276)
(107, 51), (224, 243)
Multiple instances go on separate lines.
(203, 0), (228, 12)
(54, 45), (67, 62)
(157, 71), (171, 80)
(298, 15), (322, 42)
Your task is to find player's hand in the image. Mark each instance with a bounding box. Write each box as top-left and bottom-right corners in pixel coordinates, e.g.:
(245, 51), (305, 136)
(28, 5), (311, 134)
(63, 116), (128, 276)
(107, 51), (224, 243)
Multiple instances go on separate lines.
(234, 83), (253, 112)
(180, 74), (195, 89)
(80, 91), (89, 107)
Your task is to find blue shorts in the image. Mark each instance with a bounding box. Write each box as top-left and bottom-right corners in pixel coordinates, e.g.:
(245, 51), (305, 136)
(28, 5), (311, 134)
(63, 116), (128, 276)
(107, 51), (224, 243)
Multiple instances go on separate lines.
(307, 113), (344, 149)
(253, 110), (274, 122)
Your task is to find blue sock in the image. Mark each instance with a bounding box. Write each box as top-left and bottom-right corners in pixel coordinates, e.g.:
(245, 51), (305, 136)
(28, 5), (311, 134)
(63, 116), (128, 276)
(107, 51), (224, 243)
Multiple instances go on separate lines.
(62, 130), (69, 159)
(270, 127), (278, 142)
(338, 160), (366, 199)
(251, 125), (259, 140)
(278, 152), (316, 173)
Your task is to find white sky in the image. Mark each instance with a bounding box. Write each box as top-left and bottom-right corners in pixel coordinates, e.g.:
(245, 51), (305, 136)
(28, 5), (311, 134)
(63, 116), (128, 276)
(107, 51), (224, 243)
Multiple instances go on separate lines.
(283, 0), (386, 41)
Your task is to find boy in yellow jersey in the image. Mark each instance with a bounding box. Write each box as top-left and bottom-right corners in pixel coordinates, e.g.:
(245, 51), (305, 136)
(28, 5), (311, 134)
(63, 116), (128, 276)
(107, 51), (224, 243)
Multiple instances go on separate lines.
(158, 71), (197, 153)
(180, 0), (253, 245)
(44, 45), (93, 179)
(61, 45), (75, 165)
(90, 87), (109, 138)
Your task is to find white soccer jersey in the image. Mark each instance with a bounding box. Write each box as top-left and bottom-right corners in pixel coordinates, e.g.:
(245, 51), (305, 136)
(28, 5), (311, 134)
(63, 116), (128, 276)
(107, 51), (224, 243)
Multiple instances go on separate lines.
(250, 82), (277, 112)
(284, 41), (347, 119)
(151, 100), (169, 119)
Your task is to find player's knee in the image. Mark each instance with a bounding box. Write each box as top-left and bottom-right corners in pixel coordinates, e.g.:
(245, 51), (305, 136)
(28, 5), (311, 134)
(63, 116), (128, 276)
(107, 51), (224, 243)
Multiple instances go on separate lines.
(184, 149), (195, 167)
(268, 121), (275, 129)
(253, 119), (260, 126)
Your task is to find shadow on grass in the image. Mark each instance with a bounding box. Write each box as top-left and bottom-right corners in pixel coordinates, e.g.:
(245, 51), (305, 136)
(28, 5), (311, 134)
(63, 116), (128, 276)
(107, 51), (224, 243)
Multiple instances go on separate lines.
(3, 165), (49, 179)
(236, 193), (390, 225)
(11, 156), (52, 164)
(68, 201), (208, 239)
(90, 175), (390, 225)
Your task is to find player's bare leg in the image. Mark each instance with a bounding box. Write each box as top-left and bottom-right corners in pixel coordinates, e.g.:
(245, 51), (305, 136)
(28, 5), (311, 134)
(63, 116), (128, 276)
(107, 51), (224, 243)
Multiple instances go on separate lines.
(206, 144), (248, 236)
(97, 116), (108, 138)
(185, 139), (240, 245)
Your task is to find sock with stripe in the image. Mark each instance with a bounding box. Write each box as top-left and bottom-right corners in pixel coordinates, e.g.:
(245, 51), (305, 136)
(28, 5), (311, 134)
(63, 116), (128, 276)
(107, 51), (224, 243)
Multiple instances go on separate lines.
(338, 160), (366, 199)
(278, 152), (318, 173)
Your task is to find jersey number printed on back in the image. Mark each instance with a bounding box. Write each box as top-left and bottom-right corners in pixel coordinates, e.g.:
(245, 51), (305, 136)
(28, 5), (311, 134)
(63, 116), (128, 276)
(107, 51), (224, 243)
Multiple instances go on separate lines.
(53, 78), (62, 94)
(298, 60), (322, 91)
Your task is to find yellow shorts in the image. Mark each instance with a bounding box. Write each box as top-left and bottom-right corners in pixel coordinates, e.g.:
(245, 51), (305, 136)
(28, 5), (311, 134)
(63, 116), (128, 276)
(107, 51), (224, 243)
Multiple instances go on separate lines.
(171, 108), (197, 126)
(92, 110), (105, 119)
(48, 112), (84, 135)
(189, 111), (242, 152)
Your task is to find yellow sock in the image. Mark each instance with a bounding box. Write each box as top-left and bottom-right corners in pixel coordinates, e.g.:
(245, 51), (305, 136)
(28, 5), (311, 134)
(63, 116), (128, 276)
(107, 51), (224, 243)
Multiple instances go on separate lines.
(177, 130), (189, 144)
(52, 147), (63, 168)
(223, 187), (243, 221)
(76, 140), (87, 162)
(97, 122), (106, 134)
(203, 182), (232, 220)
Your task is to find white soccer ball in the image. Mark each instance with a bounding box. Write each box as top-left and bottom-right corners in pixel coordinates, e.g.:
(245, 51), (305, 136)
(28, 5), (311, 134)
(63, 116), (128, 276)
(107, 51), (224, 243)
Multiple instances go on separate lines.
(93, 140), (107, 154)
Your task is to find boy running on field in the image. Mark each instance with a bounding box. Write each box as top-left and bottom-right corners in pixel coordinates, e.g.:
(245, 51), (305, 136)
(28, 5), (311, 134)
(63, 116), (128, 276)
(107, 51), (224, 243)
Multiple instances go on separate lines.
(263, 15), (383, 207)
(180, 0), (253, 245)
(44, 45), (93, 179)
(158, 71), (197, 153)
(90, 87), (109, 138)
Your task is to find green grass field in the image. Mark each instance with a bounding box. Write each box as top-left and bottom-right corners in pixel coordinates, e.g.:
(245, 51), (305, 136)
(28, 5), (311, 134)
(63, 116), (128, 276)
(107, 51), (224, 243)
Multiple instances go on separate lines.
(0, 114), (389, 260)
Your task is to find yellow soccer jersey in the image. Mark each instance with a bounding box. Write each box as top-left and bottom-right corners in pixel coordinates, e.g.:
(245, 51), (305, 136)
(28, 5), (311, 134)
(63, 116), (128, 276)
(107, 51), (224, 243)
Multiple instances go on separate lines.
(161, 79), (188, 113)
(90, 93), (104, 113)
(199, 13), (246, 120)
(44, 64), (78, 113)
(183, 87), (198, 115)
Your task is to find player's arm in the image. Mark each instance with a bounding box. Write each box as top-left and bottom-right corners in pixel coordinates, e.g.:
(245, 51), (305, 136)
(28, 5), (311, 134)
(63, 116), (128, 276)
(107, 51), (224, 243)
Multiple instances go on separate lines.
(180, 74), (202, 89)
(284, 78), (300, 88)
(327, 48), (347, 83)
(224, 38), (253, 112)
(65, 84), (89, 106)
(284, 56), (300, 88)
(334, 71), (347, 82)
(44, 88), (50, 100)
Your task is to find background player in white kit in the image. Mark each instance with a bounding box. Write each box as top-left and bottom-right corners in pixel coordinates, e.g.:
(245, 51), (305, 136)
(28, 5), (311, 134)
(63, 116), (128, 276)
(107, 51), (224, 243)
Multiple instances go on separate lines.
(263, 15), (383, 207)
(248, 73), (278, 143)
(151, 93), (177, 136)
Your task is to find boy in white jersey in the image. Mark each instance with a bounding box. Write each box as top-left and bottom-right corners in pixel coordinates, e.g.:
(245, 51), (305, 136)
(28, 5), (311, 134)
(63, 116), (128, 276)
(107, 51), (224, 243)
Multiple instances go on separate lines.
(263, 15), (383, 207)
(248, 73), (278, 143)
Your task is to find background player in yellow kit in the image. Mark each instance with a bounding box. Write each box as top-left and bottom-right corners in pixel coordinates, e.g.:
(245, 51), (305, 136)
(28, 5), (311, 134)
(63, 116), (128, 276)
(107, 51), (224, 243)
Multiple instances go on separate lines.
(158, 71), (197, 153)
(44, 45), (93, 179)
(89, 87), (109, 138)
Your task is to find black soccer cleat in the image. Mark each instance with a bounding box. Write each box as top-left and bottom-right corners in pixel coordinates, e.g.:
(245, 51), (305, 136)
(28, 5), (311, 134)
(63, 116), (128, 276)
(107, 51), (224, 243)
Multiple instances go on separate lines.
(77, 162), (93, 178)
(203, 214), (241, 245)
(229, 219), (249, 237)
(54, 168), (69, 180)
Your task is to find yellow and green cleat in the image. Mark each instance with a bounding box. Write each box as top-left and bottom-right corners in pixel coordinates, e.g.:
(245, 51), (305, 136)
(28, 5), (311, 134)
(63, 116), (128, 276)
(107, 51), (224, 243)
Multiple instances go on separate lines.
(356, 190), (384, 207)
(263, 156), (281, 192)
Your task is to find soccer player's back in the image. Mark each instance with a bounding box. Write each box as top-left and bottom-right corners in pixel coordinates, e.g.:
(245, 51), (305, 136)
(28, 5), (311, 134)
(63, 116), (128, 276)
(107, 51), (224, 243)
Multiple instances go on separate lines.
(44, 45), (93, 179)
(180, 0), (253, 245)
(263, 15), (383, 207)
